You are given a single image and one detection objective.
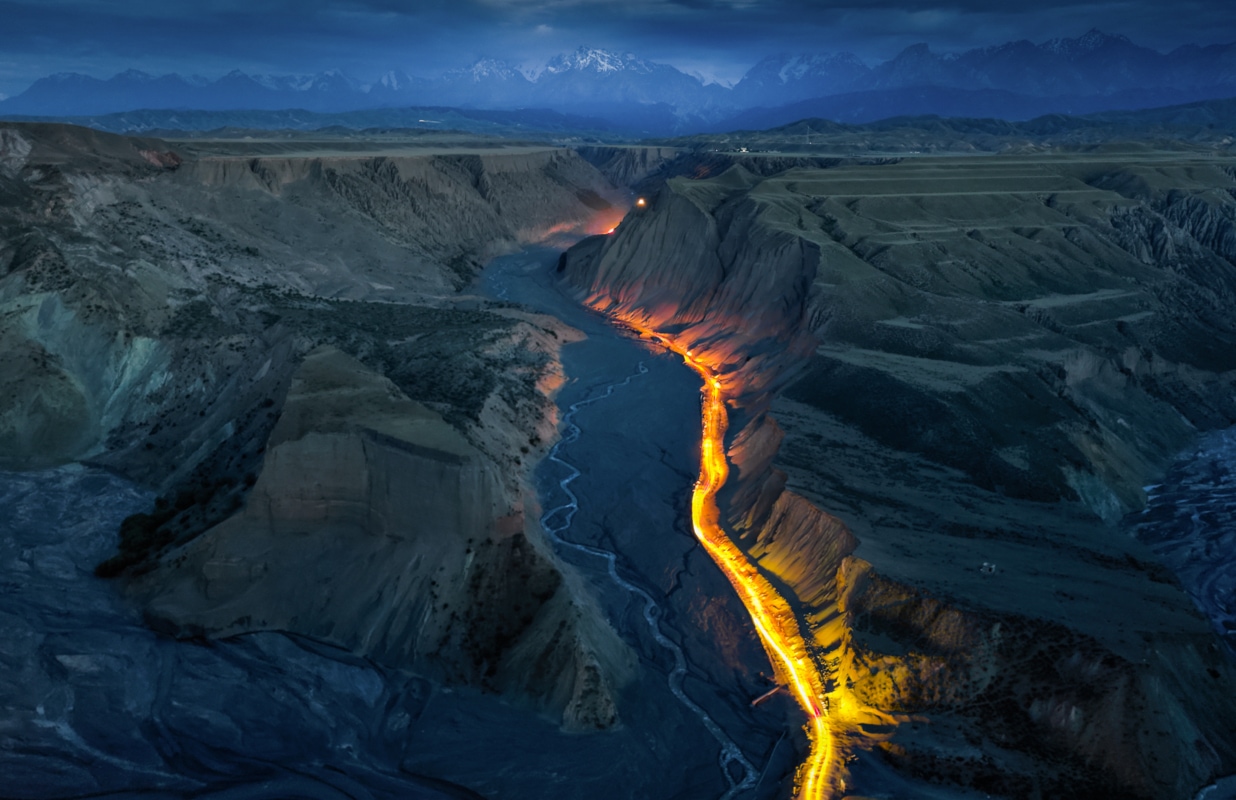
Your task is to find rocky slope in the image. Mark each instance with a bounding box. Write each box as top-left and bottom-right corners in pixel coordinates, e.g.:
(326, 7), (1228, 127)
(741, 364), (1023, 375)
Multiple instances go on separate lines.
(134, 346), (632, 729)
(561, 151), (1236, 797)
(0, 122), (634, 728)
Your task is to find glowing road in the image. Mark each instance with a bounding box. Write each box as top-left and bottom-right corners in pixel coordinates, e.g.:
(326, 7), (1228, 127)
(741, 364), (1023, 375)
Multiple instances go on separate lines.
(611, 317), (841, 800)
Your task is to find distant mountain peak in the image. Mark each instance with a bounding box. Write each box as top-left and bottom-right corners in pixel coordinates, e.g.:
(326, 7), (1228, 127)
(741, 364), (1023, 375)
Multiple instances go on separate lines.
(768, 53), (866, 83)
(113, 69), (155, 81)
(377, 70), (409, 90)
(252, 73), (291, 90)
(543, 47), (653, 76)
(1043, 28), (1133, 57)
(302, 71), (358, 92)
(44, 72), (95, 84)
(462, 58), (523, 81)
(739, 52), (868, 87)
(4, 31), (1236, 128)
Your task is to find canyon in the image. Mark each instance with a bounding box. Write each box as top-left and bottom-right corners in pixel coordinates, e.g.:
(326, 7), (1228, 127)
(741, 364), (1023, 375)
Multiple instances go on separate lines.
(2, 121), (1236, 799)
(562, 146), (1236, 797)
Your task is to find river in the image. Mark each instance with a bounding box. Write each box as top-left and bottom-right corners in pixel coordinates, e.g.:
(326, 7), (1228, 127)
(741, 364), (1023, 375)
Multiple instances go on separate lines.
(0, 245), (789, 800)
(4, 243), (1232, 799)
(479, 246), (997, 800)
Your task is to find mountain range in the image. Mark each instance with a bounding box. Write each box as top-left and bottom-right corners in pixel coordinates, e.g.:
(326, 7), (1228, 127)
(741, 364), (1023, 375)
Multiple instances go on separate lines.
(3, 31), (1235, 133)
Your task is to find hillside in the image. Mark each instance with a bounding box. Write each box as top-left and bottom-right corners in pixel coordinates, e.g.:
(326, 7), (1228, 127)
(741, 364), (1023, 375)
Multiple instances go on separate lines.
(561, 148), (1236, 798)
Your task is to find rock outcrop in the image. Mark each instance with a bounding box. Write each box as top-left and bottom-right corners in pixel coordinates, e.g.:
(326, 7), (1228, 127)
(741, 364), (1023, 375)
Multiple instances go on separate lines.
(561, 152), (1236, 797)
(0, 123), (635, 728)
(136, 347), (633, 729)
(0, 124), (623, 477)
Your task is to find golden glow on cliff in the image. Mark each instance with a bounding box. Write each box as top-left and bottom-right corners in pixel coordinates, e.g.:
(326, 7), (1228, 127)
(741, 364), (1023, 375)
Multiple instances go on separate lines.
(607, 310), (843, 800)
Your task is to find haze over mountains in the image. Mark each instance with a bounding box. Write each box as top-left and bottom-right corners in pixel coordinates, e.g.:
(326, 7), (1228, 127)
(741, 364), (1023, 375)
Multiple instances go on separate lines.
(4, 30), (1236, 133)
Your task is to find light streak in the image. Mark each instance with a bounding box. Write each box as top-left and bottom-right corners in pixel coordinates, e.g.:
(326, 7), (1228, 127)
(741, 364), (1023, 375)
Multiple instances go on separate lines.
(610, 314), (842, 800)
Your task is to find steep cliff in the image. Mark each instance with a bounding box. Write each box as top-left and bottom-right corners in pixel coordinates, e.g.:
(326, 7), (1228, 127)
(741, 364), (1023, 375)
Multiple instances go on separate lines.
(573, 143), (896, 197)
(0, 123), (635, 728)
(1, 124), (622, 483)
(561, 151), (1236, 797)
(135, 347), (633, 729)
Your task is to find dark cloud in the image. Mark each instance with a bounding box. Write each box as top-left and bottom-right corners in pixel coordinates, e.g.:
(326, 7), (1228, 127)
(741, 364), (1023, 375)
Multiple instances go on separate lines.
(1, 0), (1234, 96)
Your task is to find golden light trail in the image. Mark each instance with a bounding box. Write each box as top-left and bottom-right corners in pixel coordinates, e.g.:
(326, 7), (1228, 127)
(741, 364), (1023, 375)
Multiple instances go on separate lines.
(609, 313), (842, 800)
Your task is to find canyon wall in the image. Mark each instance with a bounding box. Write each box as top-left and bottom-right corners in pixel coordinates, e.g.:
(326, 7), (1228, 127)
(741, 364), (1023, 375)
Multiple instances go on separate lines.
(1, 124), (622, 484)
(0, 123), (634, 727)
(561, 152), (1236, 797)
(135, 346), (633, 729)
(573, 143), (893, 197)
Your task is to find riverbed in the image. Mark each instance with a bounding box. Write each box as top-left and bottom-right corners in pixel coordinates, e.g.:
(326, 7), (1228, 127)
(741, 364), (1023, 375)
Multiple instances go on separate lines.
(0, 246), (790, 800)
(5, 243), (1231, 800)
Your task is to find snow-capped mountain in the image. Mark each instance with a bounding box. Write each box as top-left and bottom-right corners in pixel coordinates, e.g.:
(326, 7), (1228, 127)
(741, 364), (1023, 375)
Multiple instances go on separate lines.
(2, 32), (1234, 133)
(1042, 28), (1134, 58)
(534, 47), (722, 110)
(459, 59), (526, 82)
(726, 30), (1236, 114)
(434, 59), (534, 106)
(543, 48), (655, 75)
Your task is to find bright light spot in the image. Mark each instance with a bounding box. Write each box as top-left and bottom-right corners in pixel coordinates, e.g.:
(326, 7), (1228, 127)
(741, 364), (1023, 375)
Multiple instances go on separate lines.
(636, 197), (647, 207)
(583, 297), (897, 800)
(606, 227), (616, 234)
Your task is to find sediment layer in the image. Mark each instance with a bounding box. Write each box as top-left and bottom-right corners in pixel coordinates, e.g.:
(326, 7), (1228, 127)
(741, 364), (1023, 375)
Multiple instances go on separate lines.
(561, 151), (1236, 797)
(0, 122), (634, 726)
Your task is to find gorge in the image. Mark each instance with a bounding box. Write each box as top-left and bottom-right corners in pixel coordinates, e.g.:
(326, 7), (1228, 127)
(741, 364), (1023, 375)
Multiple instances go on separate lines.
(560, 146), (1236, 798)
(2, 122), (1236, 799)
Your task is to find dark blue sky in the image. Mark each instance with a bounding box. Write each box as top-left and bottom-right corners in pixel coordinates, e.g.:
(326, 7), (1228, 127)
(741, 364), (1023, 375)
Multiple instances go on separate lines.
(2, 0), (1234, 97)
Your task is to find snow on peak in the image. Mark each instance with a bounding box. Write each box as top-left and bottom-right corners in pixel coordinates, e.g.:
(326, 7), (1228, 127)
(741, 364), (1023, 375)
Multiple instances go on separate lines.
(543, 47), (653, 75)
(771, 53), (866, 83)
(468, 58), (520, 80)
(378, 71), (405, 90)
(1043, 29), (1131, 57)
(440, 58), (523, 83)
(252, 73), (290, 90)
